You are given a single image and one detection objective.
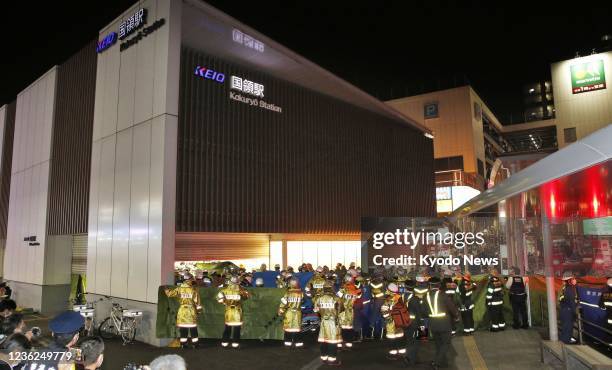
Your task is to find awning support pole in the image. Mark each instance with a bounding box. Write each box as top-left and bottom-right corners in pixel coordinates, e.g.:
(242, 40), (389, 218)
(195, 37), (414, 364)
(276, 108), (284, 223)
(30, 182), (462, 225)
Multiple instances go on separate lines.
(540, 203), (558, 341)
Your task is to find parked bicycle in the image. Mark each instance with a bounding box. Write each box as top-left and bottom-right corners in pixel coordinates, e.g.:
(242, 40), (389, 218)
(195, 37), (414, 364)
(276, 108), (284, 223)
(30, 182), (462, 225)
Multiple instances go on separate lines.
(97, 296), (143, 345)
(72, 303), (96, 337)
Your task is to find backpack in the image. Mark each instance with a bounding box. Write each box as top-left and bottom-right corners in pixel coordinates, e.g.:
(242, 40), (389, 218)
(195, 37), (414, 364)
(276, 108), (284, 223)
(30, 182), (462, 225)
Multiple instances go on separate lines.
(391, 297), (411, 328)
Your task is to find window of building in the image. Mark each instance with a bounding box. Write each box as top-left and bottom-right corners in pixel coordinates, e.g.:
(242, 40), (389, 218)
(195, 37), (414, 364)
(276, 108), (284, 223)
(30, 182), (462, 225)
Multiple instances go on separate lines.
(434, 156), (464, 172)
(564, 127), (577, 144)
(424, 102), (439, 119)
(477, 159), (485, 177)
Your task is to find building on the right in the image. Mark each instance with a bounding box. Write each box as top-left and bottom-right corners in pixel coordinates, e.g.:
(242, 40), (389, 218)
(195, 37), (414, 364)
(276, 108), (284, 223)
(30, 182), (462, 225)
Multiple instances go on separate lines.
(547, 51), (611, 148)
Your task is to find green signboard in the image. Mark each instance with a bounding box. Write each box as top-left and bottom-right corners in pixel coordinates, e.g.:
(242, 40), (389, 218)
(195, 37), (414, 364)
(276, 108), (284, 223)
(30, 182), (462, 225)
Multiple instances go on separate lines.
(583, 216), (612, 236)
(571, 60), (606, 94)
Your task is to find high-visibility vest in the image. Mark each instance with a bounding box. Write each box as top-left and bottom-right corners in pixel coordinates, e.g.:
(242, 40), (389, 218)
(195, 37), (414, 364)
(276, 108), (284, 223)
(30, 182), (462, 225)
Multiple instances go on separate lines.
(426, 290), (447, 318)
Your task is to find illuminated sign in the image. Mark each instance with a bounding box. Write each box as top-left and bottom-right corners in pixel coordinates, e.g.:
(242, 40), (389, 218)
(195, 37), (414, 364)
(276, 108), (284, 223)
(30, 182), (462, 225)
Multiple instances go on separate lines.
(119, 18), (165, 52)
(436, 187), (452, 200)
(232, 29), (265, 53)
(424, 102), (438, 119)
(96, 32), (117, 53)
(230, 76), (264, 97)
(228, 75), (281, 113)
(194, 66), (225, 83)
(571, 60), (606, 94)
(583, 216), (612, 236)
(119, 8), (147, 40)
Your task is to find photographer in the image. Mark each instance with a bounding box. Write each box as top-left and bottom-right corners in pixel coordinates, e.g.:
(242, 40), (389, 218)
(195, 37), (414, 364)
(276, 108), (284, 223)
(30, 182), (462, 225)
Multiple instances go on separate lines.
(0, 300), (16, 318)
(26, 311), (84, 370)
(76, 336), (104, 370)
(0, 333), (32, 369)
(0, 314), (34, 341)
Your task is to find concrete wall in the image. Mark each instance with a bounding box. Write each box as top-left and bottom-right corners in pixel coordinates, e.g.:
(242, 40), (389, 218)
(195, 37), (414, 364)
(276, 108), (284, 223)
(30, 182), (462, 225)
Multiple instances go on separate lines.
(551, 51), (612, 148)
(86, 0), (180, 305)
(387, 86), (481, 173)
(4, 68), (56, 286)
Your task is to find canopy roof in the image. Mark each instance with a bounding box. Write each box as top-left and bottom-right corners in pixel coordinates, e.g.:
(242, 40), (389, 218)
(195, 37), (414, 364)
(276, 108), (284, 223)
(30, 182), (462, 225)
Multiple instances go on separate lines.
(450, 124), (612, 218)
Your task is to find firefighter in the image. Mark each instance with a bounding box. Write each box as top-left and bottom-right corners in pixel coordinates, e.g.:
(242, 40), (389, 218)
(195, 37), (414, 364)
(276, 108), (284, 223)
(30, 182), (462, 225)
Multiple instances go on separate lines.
(558, 271), (578, 344)
(217, 275), (250, 348)
(305, 266), (327, 298)
(313, 280), (342, 366)
(337, 274), (361, 349)
(426, 277), (459, 369)
(441, 270), (458, 335)
(278, 277), (304, 348)
(367, 268), (386, 340)
(486, 270), (505, 331)
(276, 270), (289, 288)
(506, 268), (529, 329)
(599, 277), (612, 342)
(164, 275), (202, 348)
(457, 272), (476, 335)
(380, 283), (405, 360)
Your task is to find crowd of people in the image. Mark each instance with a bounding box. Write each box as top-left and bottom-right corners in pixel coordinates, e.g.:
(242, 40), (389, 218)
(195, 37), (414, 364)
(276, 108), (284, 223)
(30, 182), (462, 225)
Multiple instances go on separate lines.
(0, 284), (187, 370)
(167, 262), (581, 369)
(0, 263), (609, 369)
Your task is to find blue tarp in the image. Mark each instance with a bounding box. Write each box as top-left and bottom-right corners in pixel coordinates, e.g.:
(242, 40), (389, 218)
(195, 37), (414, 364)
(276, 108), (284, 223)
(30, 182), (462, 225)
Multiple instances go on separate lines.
(251, 271), (314, 289)
(577, 285), (610, 345)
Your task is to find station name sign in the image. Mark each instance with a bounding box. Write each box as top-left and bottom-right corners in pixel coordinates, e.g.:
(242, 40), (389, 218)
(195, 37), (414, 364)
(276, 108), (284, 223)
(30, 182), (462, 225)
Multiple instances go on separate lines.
(96, 7), (165, 54)
(193, 65), (282, 113)
(571, 60), (606, 94)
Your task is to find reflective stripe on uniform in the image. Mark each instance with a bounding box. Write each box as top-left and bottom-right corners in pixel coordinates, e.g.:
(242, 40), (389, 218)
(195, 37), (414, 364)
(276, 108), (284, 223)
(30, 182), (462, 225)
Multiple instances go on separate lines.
(491, 301), (503, 306)
(427, 290), (447, 317)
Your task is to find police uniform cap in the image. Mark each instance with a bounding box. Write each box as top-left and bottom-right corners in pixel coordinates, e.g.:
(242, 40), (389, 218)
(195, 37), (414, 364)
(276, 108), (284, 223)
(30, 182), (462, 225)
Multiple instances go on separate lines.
(49, 311), (85, 334)
(562, 271), (574, 281)
(429, 276), (441, 285)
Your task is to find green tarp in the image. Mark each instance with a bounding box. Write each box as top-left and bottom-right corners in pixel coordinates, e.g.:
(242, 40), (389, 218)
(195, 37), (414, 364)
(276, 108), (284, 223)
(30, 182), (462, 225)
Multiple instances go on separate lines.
(156, 287), (286, 340)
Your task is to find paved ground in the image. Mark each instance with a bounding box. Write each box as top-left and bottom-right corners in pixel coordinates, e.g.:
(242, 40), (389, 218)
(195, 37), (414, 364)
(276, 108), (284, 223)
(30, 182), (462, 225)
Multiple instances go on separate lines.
(24, 313), (551, 369)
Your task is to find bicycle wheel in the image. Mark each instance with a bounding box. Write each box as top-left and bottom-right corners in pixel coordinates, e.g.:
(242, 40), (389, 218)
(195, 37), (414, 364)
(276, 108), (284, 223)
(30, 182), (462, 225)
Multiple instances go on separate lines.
(121, 318), (137, 344)
(98, 317), (118, 340)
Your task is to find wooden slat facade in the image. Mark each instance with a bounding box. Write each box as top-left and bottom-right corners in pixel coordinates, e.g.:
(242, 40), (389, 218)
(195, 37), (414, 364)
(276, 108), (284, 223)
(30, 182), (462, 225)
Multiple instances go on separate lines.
(177, 48), (435, 235)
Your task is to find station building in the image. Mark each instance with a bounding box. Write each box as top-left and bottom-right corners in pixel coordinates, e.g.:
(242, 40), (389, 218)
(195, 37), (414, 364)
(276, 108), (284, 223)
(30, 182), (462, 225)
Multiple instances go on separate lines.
(0, 0), (435, 343)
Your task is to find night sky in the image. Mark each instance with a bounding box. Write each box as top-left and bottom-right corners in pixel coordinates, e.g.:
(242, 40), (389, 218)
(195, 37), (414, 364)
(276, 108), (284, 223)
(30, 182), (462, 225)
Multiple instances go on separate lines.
(1, 1), (609, 124)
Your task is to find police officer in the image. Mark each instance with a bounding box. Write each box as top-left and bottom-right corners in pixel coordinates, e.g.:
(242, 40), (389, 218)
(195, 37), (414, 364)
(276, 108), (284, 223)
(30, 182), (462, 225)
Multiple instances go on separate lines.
(313, 280), (342, 366)
(486, 270), (505, 331)
(403, 277), (424, 367)
(414, 273), (430, 339)
(599, 277), (612, 344)
(278, 278), (304, 348)
(457, 272), (476, 335)
(25, 311), (84, 370)
(164, 275), (203, 348)
(426, 277), (459, 369)
(506, 268), (529, 329)
(217, 275), (250, 348)
(337, 274), (361, 349)
(558, 271), (578, 344)
(367, 268), (386, 340)
(441, 270), (458, 335)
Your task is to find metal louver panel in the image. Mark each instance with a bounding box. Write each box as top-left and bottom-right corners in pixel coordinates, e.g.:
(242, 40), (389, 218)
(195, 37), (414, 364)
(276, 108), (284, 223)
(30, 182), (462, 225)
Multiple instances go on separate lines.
(176, 47), (435, 234)
(47, 40), (97, 236)
(71, 234), (88, 275)
(0, 101), (16, 239)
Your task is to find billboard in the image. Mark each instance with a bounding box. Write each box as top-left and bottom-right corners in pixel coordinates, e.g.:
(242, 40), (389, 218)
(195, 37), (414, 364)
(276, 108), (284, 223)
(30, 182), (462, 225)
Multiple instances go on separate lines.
(571, 60), (606, 94)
